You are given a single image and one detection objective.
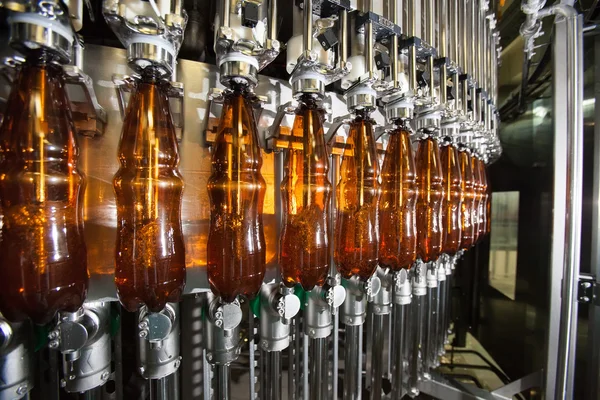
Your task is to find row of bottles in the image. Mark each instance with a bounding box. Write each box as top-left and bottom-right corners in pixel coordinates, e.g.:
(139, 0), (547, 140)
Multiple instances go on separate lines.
(0, 57), (492, 325)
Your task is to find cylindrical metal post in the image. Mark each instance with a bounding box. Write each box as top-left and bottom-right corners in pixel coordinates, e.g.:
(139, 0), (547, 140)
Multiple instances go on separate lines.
(339, 9), (348, 66)
(263, 351), (282, 400)
(149, 372), (179, 400)
(344, 325), (363, 400)
(214, 364), (230, 400)
(304, 0), (313, 54)
(369, 314), (385, 400)
(310, 338), (328, 400)
(391, 304), (407, 400)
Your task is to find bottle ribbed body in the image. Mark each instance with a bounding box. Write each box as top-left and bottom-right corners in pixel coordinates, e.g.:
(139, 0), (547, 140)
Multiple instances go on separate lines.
(471, 155), (483, 244)
(0, 61), (87, 324)
(113, 77), (186, 313)
(335, 115), (379, 280)
(415, 137), (444, 263)
(440, 144), (463, 256)
(207, 91), (266, 302)
(459, 149), (476, 250)
(378, 128), (417, 271)
(280, 100), (331, 290)
(478, 158), (489, 239)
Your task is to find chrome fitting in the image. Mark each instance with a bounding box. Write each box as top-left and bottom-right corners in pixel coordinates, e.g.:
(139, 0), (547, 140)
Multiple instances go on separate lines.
(205, 296), (242, 365)
(372, 267), (393, 315)
(393, 269), (413, 305)
(259, 283), (301, 352)
(411, 262), (428, 296)
(305, 279), (346, 339)
(50, 302), (112, 393)
(137, 303), (181, 379)
(341, 275), (381, 326)
(0, 319), (33, 400)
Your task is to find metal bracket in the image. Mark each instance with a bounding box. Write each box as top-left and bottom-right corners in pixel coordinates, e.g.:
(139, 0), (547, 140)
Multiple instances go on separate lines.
(63, 65), (108, 138)
(578, 274), (600, 305)
(112, 74), (185, 142)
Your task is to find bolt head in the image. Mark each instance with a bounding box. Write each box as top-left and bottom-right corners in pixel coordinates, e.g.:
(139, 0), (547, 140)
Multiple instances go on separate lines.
(48, 340), (59, 349)
(60, 380), (66, 388)
(101, 371), (110, 381)
(16, 384), (28, 395)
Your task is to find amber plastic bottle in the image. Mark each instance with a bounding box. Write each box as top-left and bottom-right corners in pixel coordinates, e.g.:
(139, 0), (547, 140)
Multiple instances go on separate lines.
(478, 158), (489, 239)
(207, 89), (266, 302)
(113, 73), (186, 313)
(280, 98), (331, 290)
(471, 154), (483, 244)
(459, 149), (476, 250)
(485, 164), (492, 235)
(415, 136), (444, 262)
(440, 143), (462, 256)
(378, 126), (417, 271)
(0, 59), (88, 325)
(335, 113), (379, 280)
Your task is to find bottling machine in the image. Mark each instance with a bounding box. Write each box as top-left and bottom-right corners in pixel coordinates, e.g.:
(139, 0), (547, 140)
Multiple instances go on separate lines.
(0, 0), (586, 399)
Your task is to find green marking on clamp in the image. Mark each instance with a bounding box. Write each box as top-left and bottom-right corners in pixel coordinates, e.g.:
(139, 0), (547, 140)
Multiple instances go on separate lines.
(250, 296), (261, 318)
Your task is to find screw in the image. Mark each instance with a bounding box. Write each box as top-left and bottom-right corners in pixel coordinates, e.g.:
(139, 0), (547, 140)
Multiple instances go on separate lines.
(16, 384), (28, 395)
(174, 358), (181, 370)
(49, 340), (59, 349)
(139, 330), (148, 339)
(60, 380), (67, 388)
(101, 371), (110, 381)
(69, 375), (76, 381)
(48, 330), (58, 340)
(207, 353), (213, 361)
(139, 367), (145, 375)
(138, 321), (148, 330)
(309, 329), (316, 337)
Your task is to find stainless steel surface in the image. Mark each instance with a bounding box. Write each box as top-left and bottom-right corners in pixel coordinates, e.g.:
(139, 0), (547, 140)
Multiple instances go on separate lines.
(303, 0), (313, 55)
(259, 284), (299, 352)
(537, 4), (583, 399)
(588, 33), (600, 400)
(369, 312), (385, 400)
(138, 303), (181, 379)
(309, 338), (328, 400)
(391, 303), (408, 400)
(343, 325), (362, 400)
(0, 320), (33, 400)
(149, 373), (179, 400)
(214, 364), (230, 400)
(261, 350), (282, 400)
(53, 303), (112, 393)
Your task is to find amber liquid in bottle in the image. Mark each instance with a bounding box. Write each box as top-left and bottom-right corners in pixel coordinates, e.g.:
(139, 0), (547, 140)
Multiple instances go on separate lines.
(0, 60), (88, 325)
(440, 143), (463, 256)
(485, 164), (492, 235)
(459, 149), (476, 250)
(471, 155), (482, 244)
(378, 127), (417, 271)
(415, 137), (444, 262)
(478, 158), (489, 239)
(335, 114), (379, 280)
(113, 74), (186, 313)
(280, 99), (331, 290)
(207, 90), (266, 302)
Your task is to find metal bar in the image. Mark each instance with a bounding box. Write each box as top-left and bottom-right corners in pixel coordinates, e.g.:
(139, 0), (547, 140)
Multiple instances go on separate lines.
(391, 304), (406, 400)
(418, 373), (498, 400)
(366, 20), (374, 78)
(339, 9), (348, 66)
(344, 325), (362, 400)
(587, 30), (600, 400)
(304, 0), (313, 54)
(262, 351), (282, 400)
(333, 312), (340, 400)
(438, 0), (447, 58)
(149, 372), (179, 400)
(269, 0), (277, 41)
(369, 313), (385, 400)
(221, 0), (230, 28)
(537, 4), (583, 399)
(390, 0), (399, 89)
(310, 338), (327, 400)
(490, 370), (543, 400)
(214, 364), (231, 400)
(303, 335), (309, 400)
(408, 294), (424, 395)
(249, 307), (257, 399)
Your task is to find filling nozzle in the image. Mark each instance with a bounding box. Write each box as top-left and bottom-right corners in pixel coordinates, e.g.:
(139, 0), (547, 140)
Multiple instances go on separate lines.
(102, 0), (188, 79)
(49, 303), (112, 393)
(259, 283), (301, 352)
(136, 303), (181, 380)
(305, 276), (346, 339)
(205, 296), (243, 365)
(341, 275), (382, 326)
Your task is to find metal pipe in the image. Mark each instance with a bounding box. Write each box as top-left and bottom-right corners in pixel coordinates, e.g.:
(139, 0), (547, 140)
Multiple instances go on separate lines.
(263, 351), (282, 400)
(425, 0), (435, 46)
(304, 0), (313, 54)
(391, 305), (407, 400)
(470, 0), (476, 81)
(149, 373), (179, 400)
(451, 0), (459, 65)
(339, 9), (348, 66)
(269, 0), (277, 42)
(438, 0), (447, 58)
(408, 294), (425, 396)
(221, 0), (230, 29)
(214, 364), (231, 400)
(310, 338), (328, 400)
(461, 0), (468, 75)
(369, 314), (385, 400)
(537, 5), (583, 399)
(344, 325), (363, 400)
(390, 0), (399, 89)
(366, 21), (374, 78)
(407, 0), (415, 37)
